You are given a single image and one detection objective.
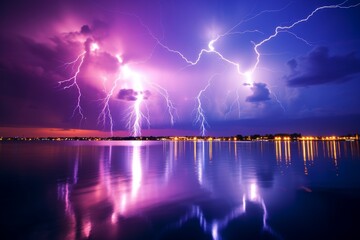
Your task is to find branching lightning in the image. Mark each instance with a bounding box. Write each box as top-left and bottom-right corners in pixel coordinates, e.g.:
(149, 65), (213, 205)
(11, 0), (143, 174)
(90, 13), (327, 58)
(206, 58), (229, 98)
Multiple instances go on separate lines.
(97, 55), (122, 136)
(225, 88), (241, 119)
(98, 77), (120, 136)
(136, 1), (359, 135)
(59, 42), (99, 122)
(195, 75), (219, 136)
(58, 51), (86, 121)
(150, 82), (177, 126)
(125, 93), (150, 137)
(252, 1), (360, 73)
(59, 1), (359, 136)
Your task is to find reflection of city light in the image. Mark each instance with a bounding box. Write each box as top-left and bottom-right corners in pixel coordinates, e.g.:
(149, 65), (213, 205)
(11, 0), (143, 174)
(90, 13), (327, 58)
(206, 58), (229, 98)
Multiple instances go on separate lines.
(175, 141), (178, 159)
(194, 140), (197, 161)
(285, 141), (291, 163)
(275, 141), (292, 165)
(275, 141), (282, 162)
(302, 141), (308, 175)
(234, 141), (237, 158)
(196, 141), (205, 185)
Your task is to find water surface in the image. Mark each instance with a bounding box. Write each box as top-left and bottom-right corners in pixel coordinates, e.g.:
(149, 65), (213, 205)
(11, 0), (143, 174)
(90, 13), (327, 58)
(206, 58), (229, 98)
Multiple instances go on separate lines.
(1, 140), (360, 239)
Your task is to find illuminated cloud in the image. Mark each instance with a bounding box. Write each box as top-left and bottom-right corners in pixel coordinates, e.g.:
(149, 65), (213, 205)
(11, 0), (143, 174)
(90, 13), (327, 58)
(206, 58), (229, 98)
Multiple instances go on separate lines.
(286, 47), (360, 87)
(246, 83), (271, 103)
(143, 90), (151, 100)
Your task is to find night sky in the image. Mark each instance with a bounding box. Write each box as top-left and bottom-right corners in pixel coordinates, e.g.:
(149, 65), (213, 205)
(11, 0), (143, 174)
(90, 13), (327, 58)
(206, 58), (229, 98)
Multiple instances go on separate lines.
(1, 0), (360, 137)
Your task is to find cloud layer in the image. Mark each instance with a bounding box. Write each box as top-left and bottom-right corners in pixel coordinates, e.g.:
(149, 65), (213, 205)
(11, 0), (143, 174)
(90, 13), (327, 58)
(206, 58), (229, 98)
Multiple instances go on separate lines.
(246, 83), (271, 102)
(286, 47), (360, 87)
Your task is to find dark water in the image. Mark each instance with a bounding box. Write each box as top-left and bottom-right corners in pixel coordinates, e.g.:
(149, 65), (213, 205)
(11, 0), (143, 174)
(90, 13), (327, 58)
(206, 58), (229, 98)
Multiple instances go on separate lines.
(1, 140), (360, 240)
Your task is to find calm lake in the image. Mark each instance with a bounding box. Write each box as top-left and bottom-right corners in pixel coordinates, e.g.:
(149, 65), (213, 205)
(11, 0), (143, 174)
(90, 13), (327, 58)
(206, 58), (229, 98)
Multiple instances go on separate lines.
(1, 140), (360, 239)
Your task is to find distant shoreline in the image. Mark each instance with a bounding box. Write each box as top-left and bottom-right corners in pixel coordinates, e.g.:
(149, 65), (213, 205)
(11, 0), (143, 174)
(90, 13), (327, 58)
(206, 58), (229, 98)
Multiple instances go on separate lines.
(1, 134), (358, 142)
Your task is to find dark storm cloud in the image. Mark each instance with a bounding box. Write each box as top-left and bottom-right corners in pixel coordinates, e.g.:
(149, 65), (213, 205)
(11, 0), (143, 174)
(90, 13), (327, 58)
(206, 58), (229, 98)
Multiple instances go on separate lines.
(246, 83), (271, 102)
(286, 47), (360, 87)
(287, 59), (297, 71)
(75, 20), (110, 41)
(90, 20), (110, 39)
(81, 25), (91, 35)
(117, 89), (138, 101)
(117, 89), (151, 101)
(0, 29), (113, 129)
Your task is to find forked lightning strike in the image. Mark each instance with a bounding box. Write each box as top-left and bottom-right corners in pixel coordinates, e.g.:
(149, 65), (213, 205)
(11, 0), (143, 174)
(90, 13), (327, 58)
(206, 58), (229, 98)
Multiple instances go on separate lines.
(125, 93), (150, 137)
(60, 40), (177, 136)
(225, 88), (241, 119)
(139, 1), (359, 135)
(195, 75), (218, 136)
(252, 1), (360, 72)
(59, 42), (99, 122)
(58, 51), (86, 121)
(150, 83), (177, 126)
(98, 77), (120, 136)
(60, 1), (359, 136)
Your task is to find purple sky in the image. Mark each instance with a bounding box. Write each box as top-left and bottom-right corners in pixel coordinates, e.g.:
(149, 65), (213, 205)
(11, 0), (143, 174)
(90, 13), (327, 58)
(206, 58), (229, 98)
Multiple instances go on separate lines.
(1, 0), (360, 137)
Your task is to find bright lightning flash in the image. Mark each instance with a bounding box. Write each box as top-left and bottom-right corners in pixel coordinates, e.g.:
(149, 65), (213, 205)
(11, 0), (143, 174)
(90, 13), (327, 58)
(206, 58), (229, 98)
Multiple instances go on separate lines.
(119, 65), (150, 137)
(97, 54), (177, 137)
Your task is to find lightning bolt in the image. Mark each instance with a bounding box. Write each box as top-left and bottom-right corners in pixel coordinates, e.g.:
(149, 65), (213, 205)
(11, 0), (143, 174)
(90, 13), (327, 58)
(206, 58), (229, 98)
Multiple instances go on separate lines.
(98, 77), (120, 136)
(225, 88), (241, 119)
(124, 11), (273, 135)
(120, 63), (174, 137)
(281, 30), (315, 47)
(195, 75), (219, 136)
(96, 51), (175, 137)
(59, 42), (99, 123)
(269, 88), (286, 112)
(149, 1), (359, 135)
(58, 52), (86, 121)
(150, 82), (177, 125)
(59, 2), (359, 136)
(97, 55), (123, 136)
(125, 93), (149, 137)
(252, 1), (360, 73)
(132, 96), (143, 137)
